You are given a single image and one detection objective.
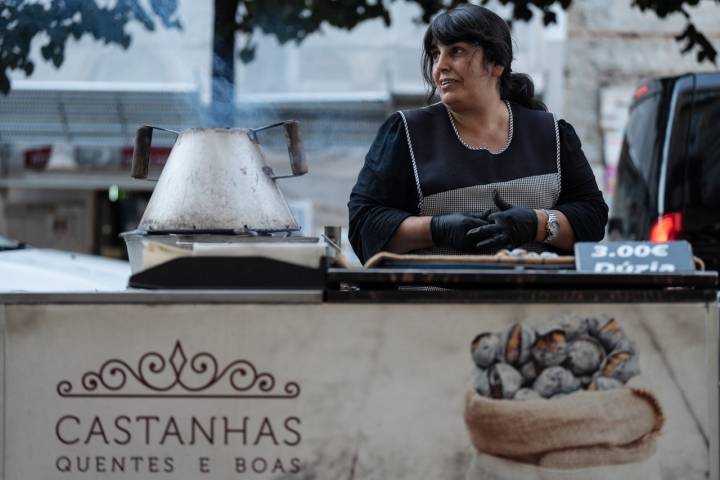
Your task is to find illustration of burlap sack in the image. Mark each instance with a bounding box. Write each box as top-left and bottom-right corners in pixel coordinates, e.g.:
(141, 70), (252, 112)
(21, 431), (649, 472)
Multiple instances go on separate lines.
(465, 449), (662, 480)
(464, 387), (664, 469)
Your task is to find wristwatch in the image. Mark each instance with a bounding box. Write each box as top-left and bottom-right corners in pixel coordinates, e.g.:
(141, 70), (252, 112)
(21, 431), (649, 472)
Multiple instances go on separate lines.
(542, 209), (559, 243)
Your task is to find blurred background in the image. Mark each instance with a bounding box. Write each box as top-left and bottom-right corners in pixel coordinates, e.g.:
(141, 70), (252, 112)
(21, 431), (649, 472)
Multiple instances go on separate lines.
(0, 0), (718, 265)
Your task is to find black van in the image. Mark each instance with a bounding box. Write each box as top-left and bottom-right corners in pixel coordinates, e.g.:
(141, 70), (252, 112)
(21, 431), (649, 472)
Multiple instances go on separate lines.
(610, 72), (720, 270)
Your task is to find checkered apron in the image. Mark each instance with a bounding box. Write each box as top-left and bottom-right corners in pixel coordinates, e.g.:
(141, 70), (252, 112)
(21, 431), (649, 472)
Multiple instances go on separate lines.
(398, 101), (561, 255)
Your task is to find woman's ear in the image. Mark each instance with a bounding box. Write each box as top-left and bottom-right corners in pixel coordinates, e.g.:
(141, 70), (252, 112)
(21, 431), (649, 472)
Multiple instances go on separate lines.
(492, 64), (504, 78)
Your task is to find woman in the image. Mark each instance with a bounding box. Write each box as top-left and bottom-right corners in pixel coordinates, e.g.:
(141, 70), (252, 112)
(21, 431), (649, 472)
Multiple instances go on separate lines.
(348, 4), (608, 264)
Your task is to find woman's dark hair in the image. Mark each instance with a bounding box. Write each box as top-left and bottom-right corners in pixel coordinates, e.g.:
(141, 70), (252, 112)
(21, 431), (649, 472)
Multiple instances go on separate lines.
(421, 4), (547, 111)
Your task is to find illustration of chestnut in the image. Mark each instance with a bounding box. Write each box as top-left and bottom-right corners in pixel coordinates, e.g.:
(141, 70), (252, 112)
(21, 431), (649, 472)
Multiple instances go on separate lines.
(588, 315), (625, 351)
(488, 363), (524, 399)
(520, 361), (539, 384)
(498, 322), (535, 366)
(473, 368), (491, 397)
(588, 375), (624, 391)
(565, 337), (605, 376)
(553, 312), (589, 341)
(533, 366), (581, 398)
(514, 388), (541, 401)
(601, 350), (640, 383)
(471, 332), (500, 368)
(532, 329), (568, 367)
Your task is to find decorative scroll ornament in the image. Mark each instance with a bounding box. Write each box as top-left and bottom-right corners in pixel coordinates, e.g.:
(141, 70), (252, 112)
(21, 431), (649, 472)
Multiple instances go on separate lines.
(57, 341), (300, 399)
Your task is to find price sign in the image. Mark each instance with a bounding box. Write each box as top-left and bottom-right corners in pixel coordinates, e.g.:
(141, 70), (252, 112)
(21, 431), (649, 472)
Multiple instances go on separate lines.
(574, 241), (695, 273)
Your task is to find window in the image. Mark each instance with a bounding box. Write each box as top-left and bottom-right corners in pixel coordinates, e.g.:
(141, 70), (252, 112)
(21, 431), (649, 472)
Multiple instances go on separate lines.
(686, 88), (720, 212)
(625, 92), (662, 186)
(611, 91), (663, 238)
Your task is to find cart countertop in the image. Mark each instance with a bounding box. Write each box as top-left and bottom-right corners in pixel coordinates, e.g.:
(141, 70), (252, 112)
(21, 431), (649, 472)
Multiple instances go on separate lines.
(0, 269), (717, 304)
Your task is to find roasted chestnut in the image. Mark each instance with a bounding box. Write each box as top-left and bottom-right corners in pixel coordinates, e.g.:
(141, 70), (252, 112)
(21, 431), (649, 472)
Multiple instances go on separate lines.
(472, 368), (491, 397)
(488, 363), (524, 399)
(588, 315), (626, 351)
(565, 337), (605, 376)
(601, 350), (640, 383)
(579, 375), (594, 389)
(498, 323), (535, 366)
(514, 388), (541, 401)
(471, 332), (500, 368)
(553, 312), (589, 341)
(588, 375), (624, 391)
(520, 361), (539, 384)
(612, 336), (637, 355)
(533, 366), (581, 398)
(532, 329), (568, 367)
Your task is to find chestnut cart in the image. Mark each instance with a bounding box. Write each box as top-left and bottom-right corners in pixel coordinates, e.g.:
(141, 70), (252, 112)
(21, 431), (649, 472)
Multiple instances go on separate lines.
(0, 269), (717, 480)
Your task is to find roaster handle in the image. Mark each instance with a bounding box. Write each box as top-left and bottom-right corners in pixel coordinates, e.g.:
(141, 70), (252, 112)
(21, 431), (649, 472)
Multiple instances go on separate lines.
(131, 126), (153, 179)
(283, 121), (308, 177)
(131, 125), (179, 179)
(249, 121), (309, 179)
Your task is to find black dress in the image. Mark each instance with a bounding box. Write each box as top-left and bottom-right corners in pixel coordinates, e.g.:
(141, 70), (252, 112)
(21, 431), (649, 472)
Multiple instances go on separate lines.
(348, 101), (609, 264)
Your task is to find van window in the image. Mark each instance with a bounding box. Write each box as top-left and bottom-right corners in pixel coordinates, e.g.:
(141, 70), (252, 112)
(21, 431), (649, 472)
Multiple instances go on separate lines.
(686, 88), (720, 212)
(665, 90), (692, 212)
(611, 91), (663, 237)
(665, 87), (720, 215)
(626, 92), (662, 186)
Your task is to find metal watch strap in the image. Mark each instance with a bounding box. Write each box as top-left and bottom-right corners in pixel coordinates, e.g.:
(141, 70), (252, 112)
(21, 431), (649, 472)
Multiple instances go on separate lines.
(542, 209), (559, 243)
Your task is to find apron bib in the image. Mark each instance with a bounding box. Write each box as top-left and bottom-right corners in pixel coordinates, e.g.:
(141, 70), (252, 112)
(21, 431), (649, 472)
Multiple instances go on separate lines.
(398, 101), (561, 255)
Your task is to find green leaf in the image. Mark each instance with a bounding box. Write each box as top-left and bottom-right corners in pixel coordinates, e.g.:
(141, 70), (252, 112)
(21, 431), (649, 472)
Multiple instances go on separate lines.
(542, 9), (557, 25)
(674, 21), (717, 64)
(150, 0), (182, 29)
(0, 0), (186, 94)
(513, 3), (533, 21)
(239, 44), (257, 63)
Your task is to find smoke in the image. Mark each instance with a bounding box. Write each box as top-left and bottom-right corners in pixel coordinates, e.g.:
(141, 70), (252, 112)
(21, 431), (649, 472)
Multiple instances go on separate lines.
(207, 53), (235, 128)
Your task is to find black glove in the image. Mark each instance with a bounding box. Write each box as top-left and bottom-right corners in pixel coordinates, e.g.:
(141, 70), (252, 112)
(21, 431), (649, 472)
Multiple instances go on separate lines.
(466, 192), (538, 250)
(430, 212), (491, 252)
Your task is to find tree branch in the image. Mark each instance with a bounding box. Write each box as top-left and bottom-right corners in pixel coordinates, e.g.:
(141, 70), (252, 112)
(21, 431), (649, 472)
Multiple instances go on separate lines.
(0, 0), (181, 95)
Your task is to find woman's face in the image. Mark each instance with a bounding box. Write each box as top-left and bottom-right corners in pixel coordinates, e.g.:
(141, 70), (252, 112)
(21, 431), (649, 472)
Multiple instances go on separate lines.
(430, 41), (502, 110)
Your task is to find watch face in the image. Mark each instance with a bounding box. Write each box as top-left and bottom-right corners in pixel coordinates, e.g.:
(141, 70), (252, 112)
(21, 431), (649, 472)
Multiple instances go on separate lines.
(546, 212), (559, 241)
(549, 218), (559, 235)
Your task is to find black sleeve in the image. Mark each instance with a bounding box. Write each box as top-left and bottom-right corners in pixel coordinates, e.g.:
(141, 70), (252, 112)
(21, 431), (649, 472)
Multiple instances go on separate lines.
(554, 119), (609, 242)
(348, 113), (420, 263)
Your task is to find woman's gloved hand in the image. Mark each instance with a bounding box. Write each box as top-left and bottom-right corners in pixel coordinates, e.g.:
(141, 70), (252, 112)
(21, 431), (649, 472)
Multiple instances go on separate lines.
(466, 192), (538, 249)
(430, 212), (491, 252)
